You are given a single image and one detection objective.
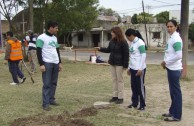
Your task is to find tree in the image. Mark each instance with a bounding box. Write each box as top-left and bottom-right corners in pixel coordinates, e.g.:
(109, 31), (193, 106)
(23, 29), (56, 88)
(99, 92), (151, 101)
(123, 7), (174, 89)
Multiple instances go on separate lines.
(131, 12), (153, 24)
(98, 7), (116, 16)
(43, 0), (99, 44)
(131, 14), (138, 24)
(155, 11), (169, 23)
(180, 0), (189, 78)
(0, 0), (24, 31)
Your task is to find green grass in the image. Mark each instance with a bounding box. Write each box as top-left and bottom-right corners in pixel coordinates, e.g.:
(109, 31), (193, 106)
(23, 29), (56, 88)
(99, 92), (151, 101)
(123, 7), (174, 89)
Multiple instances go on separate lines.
(0, 58), (194, 126)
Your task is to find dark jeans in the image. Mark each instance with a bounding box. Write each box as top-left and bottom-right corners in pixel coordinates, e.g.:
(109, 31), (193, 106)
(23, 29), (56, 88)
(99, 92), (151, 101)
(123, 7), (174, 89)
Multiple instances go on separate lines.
(42, 62), (59, 107)
(167, 68), (182, 120)
(130, 68), (146, 107)
(8, 60), (24, 83)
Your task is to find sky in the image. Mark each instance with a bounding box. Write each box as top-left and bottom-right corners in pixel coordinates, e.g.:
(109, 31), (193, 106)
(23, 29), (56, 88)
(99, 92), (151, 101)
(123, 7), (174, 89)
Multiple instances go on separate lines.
(98, 0), (194, 16)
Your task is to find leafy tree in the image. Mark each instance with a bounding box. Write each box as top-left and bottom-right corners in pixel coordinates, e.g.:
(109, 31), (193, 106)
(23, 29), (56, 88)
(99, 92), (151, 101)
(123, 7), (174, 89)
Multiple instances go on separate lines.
(155, 11), (169, 23)
(131, 12), (153, 24)
(98, 7), (116, 16)
(131, 14), (138, 24)
(188, 23), (194, 44)
(43, 0), (99, 44)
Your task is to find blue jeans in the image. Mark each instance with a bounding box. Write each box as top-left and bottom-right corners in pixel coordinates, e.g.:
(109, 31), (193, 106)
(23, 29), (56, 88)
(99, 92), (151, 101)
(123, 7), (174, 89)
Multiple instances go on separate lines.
(8, 60), (24, 83)
(167, 68), (182, 120)
(42, 62), (59, 107)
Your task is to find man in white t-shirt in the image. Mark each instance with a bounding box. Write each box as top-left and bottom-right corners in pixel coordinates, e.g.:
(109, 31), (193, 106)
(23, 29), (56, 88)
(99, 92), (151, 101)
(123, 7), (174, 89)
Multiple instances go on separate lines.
(36, 21), (62, 111)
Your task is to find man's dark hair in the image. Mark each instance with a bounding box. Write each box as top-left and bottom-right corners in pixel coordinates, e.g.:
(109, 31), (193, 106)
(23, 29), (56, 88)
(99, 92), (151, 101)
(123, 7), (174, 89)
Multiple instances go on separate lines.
(6, 31), (13, 37)
(46, 20), (58, 30)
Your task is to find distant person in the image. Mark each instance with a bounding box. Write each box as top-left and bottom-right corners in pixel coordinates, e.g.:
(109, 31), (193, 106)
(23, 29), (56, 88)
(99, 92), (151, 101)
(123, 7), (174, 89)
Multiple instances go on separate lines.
(26, 30), (38, 74)
(4, 31), (26, 85)
(161, 19), (182, 121)
(95, 26), (129, 104)
(36, 21), (62, 111)
(125, 28), (147, 111)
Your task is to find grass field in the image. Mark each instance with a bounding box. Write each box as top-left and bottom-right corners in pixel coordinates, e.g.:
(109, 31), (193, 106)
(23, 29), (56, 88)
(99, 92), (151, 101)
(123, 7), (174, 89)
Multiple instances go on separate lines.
(0, 58), (194, 126)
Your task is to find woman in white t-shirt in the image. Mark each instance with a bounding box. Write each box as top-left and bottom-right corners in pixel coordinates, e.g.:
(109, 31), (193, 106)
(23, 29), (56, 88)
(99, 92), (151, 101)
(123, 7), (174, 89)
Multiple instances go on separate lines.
(161, 19), (182, 121)
(125, 28), (147, 111)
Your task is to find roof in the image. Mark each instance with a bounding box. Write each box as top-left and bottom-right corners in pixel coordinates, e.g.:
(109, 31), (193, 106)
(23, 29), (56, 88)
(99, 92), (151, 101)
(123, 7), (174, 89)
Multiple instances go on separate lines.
(97, 15), (118, 22)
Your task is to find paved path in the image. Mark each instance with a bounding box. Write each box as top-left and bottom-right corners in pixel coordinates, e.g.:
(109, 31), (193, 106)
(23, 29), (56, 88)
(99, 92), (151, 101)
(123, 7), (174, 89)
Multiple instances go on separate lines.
(60, 50), (194, 65)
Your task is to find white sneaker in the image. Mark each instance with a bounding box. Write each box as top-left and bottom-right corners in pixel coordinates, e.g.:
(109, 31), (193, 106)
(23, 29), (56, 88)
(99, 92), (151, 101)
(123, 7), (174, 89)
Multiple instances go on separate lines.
(20, 77), (26, 83)
(10, 82), (18, 85)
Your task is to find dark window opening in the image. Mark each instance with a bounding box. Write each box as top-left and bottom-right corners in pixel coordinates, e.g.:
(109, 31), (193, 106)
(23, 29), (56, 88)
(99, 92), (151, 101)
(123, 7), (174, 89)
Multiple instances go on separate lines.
(153, 32), (160, 39)
(78, 33), (83, 41)
(107, 33), (111, 40)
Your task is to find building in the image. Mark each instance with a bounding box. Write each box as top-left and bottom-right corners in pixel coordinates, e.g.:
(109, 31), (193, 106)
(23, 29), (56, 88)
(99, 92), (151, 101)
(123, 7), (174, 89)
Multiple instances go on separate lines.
(169, 10), (194, 24)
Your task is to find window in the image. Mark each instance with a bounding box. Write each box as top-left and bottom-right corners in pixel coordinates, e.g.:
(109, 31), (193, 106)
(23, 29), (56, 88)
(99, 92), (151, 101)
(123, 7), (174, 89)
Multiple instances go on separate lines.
(153, 32), (160, 39)
(78, 33), (83, 41)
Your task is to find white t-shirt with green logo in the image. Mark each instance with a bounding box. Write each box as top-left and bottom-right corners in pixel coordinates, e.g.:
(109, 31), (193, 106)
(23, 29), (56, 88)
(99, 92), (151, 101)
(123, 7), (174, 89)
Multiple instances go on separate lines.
(129, 37), (146, 70)
(36, 33), (59, 64)
(164, 31), (182, 70)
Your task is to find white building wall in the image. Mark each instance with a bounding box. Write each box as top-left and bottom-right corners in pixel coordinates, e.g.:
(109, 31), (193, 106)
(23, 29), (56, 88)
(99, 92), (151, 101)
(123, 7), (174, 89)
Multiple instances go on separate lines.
(169, 10), (194, 24)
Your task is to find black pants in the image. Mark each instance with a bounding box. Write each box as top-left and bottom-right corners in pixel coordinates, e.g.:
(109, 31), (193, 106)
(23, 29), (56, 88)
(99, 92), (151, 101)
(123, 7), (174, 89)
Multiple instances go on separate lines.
(130, 68), (146, 107)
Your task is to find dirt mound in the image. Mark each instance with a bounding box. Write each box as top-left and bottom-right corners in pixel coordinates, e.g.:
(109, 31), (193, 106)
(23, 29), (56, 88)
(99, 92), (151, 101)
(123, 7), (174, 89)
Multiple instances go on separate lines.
(10, 107), (97, 126)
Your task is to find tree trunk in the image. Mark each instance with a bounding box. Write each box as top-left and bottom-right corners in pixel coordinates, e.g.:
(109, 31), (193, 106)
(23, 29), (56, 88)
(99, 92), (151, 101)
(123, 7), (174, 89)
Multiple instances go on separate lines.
(28, 0), (34, 31)
(180, 0), (189, 78)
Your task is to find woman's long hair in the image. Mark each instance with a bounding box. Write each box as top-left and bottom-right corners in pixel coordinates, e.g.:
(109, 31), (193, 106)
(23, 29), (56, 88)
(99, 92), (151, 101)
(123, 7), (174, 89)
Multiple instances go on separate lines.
(111, 27), (125, 42)
(125, 28), (147, 49)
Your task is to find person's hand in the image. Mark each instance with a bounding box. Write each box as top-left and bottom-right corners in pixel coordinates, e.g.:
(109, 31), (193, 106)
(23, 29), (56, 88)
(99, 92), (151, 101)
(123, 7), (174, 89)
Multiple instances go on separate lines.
(94, 47), (100, 50)
(3, 60), (8, 65)
(136, 70), (142, 76)
(59, 63), (62, 72)
(161, 61), (166, 69)
(127, 69), (131, 76)
(40, 65), (46, 72)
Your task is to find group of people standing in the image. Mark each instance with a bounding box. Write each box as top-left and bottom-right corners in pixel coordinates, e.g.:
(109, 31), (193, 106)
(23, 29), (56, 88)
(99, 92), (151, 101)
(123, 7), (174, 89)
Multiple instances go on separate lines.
(97, 19), (183, 122)
(3, 19), (182, 122)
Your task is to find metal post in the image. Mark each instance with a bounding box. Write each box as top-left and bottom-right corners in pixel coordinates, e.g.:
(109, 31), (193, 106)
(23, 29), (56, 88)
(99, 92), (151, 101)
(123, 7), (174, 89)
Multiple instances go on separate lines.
(142, 0), (149, 47)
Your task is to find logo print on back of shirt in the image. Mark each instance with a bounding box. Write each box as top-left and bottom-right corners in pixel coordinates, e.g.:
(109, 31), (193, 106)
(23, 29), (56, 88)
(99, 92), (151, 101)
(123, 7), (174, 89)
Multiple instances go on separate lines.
(49, 41), (57, 47)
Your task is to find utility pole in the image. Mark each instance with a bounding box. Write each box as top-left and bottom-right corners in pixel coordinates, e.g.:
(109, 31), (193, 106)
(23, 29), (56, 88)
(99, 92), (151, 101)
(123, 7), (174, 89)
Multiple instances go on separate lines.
(142, 0), (149, 47)
(180, 0), (189, 78)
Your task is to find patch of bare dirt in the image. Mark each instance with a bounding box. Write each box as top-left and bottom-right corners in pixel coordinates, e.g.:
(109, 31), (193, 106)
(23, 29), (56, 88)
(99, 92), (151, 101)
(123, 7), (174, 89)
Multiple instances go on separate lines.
(10, 107), (97, 126)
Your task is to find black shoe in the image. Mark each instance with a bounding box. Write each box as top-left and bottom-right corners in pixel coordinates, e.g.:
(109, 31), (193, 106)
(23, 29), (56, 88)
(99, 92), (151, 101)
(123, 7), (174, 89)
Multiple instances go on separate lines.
(109, 97), (118, 102)
(128, 104), (137, 108)
(162, 113), (172, 117)
(137, 107), (145, 111)
(115, 99), (123, 104)
(43, 106), (51, 111)
(20, 77), (26, 83)
(50, 102), (59, 106)
(164, 117), (180, 122)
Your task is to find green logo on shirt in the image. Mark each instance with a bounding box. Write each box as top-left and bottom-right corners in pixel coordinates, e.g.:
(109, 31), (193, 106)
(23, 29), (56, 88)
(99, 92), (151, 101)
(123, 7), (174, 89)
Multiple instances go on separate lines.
(129, 47), (134, 52)
(49, 41), (57, 47)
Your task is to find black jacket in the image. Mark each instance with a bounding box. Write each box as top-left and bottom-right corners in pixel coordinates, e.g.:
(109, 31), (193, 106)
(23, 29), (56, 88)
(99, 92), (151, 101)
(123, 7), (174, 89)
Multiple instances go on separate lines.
(99, 40), (129, 68)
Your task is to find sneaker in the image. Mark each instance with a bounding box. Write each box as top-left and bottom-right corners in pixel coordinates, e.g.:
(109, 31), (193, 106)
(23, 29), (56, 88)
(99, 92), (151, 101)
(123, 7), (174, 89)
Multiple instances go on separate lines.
(10, 82), (19, 85)
(128, 104), (137, 108)
(115, 99), (123, 104)
(50, 102), (59, 106)
(137, 107), (145, 111)
(109, 97), (118, 102)
(43, 106), (51, 111)
(164, 117), (180, 122)
(162, 113), (172, 117)
(20, 77), (26, 83)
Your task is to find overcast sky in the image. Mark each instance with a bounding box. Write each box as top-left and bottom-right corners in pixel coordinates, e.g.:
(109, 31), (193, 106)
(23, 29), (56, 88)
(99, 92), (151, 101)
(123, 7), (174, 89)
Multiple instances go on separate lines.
(98, 0), (194, 16)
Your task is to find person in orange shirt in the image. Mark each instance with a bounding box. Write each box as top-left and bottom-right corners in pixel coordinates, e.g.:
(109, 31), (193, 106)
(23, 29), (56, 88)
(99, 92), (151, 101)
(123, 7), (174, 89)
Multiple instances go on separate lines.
(4, 31), (26, 85)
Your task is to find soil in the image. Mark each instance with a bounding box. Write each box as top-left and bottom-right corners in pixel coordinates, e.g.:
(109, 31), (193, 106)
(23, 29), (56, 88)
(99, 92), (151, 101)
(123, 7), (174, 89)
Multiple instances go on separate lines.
(10, 107), (97, 126)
